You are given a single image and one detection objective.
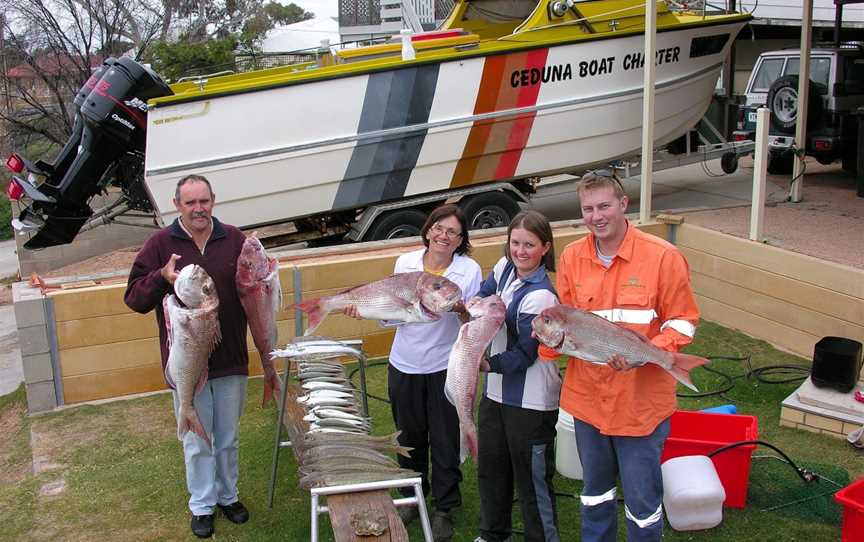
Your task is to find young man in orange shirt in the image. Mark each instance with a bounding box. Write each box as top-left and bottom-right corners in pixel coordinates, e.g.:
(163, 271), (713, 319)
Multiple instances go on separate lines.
(541, 171), (700, 542)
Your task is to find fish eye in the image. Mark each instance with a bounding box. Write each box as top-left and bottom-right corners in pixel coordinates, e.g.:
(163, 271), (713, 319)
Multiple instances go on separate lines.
(433, 283), (441, 290)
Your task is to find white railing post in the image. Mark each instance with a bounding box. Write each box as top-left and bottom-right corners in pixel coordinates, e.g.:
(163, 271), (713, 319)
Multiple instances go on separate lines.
(639, 0), (657, 224)
(750, 107), (770, 241)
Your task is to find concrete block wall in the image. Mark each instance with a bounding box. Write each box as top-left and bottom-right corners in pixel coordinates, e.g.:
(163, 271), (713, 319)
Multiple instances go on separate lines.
(780, 405), (863, 440)
(12, 282), (59, 413)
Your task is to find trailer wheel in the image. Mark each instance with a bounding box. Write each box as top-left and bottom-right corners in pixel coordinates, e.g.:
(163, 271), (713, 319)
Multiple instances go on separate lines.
(366, 209), (427, 241)
(720, 152), (738, 174)
(460, 192), (520, 230)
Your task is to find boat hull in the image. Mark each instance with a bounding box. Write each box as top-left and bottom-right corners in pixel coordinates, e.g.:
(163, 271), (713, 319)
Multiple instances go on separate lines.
(144, 20), (745, 228)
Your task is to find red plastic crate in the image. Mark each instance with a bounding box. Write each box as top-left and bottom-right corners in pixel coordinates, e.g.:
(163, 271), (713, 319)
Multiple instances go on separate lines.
(661, 410), (759, 508)
(835, 478), (864, 542)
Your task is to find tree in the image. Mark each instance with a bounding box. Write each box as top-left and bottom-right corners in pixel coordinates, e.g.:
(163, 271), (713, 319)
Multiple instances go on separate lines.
(0, 0), (312, 157)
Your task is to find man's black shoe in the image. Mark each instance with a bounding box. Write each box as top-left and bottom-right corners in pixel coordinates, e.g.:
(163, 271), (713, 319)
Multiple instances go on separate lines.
(218, 501), (250, 524)
(191, 514), (214, 538)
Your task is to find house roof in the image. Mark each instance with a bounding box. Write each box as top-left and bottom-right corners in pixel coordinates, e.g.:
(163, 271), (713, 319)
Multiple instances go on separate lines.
(6, 54), (104, 78)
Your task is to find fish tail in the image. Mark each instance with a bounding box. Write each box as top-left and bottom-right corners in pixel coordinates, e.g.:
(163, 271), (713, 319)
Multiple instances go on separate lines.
(460, 422), (478, 464)
(668, 352), (710, 392)
(178, 406), (211, 448)
(292, 298), (326, 336)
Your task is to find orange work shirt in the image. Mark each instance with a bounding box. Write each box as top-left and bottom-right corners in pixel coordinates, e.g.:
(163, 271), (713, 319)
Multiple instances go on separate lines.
(542, 222), (700, 437)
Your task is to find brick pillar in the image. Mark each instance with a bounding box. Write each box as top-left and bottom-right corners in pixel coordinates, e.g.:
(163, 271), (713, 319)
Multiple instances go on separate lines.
(12, 282), (60, 412)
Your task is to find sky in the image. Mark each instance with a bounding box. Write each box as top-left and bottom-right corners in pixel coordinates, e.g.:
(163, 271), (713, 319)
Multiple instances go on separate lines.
(284, 0), (339, 19)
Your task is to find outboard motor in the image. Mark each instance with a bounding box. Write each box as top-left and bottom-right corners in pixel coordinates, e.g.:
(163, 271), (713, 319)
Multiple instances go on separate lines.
(8, 57), (172, 249)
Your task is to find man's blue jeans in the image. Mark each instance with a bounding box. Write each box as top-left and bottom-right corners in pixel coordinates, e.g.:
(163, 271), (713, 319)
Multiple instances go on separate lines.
(172, 375), (247, 516)
(572, 417), (670, 542)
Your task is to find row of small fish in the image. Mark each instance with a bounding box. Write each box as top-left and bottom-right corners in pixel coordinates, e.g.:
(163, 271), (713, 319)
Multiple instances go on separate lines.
(284, 354), (421, 489)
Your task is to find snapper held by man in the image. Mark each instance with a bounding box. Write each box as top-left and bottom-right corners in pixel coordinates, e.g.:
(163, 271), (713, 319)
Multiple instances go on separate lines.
(291, 271), (463, 335)
(236, 234), (282, 407)
(531, 305), (708, 391)
(444, 295), (506, 462)
(163, 265), (221, 445)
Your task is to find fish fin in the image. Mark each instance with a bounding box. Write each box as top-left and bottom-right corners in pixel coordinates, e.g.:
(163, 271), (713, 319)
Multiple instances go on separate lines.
(164, 360), (176, 390)
(668, 352), (709, 392)
(195, 365), (209, 395)
(395, 445), (414, 458)
(292, 298), (326, 336)
(162, 295), (173, 351)
(269, 258), (284, 310)
(443, 382), (457, 409)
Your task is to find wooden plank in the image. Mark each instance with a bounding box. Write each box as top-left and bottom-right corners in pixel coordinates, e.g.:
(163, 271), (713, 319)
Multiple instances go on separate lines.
(683, 247), (864, 326)
(50, 284), (129, 321)
(678, 224), (864, 299)
(327, 490), (409, 542)
(63, 363), (166, 404)
(696, 295), (821, 359)
(55, 312), (159, 350)
(298, 256), (401, 291)
(60, 337), (161, 377)
(692, 272), (864, 342)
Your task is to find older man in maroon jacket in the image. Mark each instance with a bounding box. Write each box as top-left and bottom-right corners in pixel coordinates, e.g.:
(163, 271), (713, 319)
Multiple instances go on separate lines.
(124, 174), (252, 539)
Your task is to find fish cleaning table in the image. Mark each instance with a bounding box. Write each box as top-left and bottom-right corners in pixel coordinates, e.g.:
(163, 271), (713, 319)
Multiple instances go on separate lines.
(268, 337), (432, 541)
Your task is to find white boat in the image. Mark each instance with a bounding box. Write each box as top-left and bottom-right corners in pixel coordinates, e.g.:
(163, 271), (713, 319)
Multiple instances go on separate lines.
(7, 0), (750, 248)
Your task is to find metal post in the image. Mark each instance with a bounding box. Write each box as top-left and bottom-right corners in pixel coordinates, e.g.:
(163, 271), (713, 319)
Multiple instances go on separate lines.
(267, 266), (304, 508)
(750, 108), (770, 241)
(639, 0), (657, 223)
(790, 0), (813, 202)
(834, 2), (844, 49)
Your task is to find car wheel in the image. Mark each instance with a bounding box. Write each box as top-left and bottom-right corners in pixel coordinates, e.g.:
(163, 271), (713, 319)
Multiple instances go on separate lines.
(460, 192), (521, 230)
(766, 75), (822, 135)
(366, 209), (427, 241)
(766, 151), (794, 175)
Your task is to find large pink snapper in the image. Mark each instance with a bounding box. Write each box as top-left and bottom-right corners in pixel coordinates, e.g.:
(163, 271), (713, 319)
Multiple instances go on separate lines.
(292, 271), (462, 336)
(236, 234), (283, 407)
(531, 305), (708, 391)
(444, 295), (506, 463)
(163, 264), (221, 445)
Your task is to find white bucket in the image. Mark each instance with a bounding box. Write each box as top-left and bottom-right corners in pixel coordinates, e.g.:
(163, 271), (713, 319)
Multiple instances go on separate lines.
(555, 408), (583, 480)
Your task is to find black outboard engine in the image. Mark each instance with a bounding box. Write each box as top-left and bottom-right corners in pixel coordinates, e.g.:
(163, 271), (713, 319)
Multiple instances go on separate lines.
(9, 57), (172, 249)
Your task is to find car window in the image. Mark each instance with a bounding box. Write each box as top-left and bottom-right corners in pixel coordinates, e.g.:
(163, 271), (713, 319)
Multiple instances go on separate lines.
(751, 58), (785, 92)
(843, 58), (864, 93)
(785, 57), (831, 88)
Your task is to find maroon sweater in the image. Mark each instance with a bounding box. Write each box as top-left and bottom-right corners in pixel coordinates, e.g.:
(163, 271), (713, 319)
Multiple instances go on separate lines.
(124, 217), (249, 381)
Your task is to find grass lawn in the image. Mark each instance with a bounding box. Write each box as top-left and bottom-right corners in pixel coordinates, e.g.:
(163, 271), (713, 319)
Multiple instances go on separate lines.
(0, 321), (860, 541)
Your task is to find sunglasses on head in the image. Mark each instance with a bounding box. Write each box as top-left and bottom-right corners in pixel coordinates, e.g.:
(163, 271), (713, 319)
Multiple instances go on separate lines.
(588, 169), (624, 191)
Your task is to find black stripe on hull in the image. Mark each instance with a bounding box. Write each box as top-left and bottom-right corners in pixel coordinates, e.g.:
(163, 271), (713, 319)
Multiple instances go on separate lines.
(333, 64), (439, 208)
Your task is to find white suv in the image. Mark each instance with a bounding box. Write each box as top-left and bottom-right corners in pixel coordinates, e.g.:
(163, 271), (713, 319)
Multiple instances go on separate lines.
(733, 44), (864, 174)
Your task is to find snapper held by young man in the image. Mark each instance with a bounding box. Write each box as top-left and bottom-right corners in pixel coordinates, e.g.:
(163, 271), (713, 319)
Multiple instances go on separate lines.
(444, 295), (506, 463)
(163, 264), (221, 446)
(236, 234), (282, 407)
(531, 305), (708, 391)
(292, 271), (463, 335)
